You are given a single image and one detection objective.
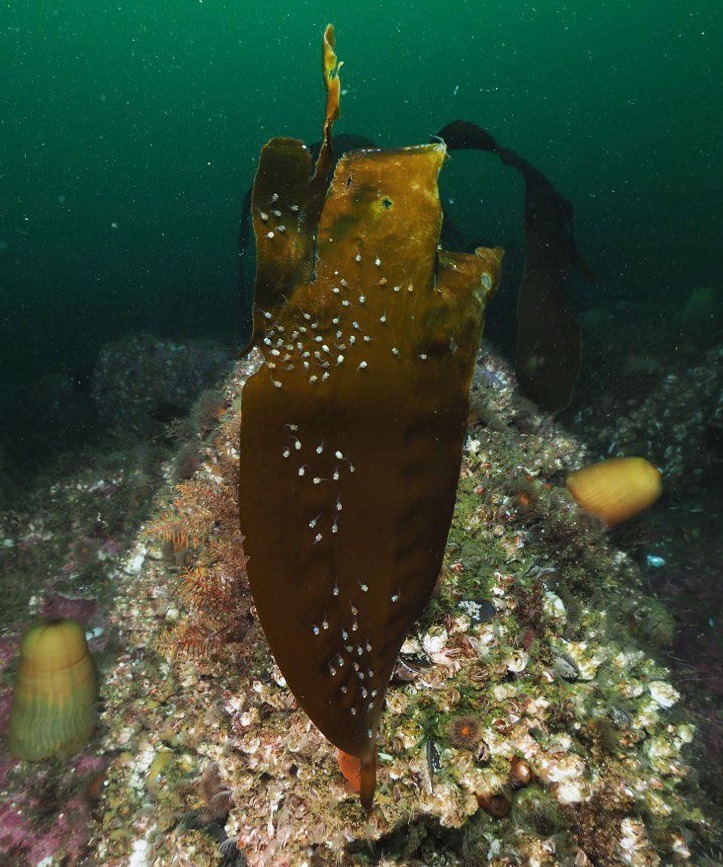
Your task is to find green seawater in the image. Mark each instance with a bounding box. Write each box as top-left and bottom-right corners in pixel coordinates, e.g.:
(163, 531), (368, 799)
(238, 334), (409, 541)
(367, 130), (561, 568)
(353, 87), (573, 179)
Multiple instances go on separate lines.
(0, 0), (720, 421)
(1, 5), (722, 856)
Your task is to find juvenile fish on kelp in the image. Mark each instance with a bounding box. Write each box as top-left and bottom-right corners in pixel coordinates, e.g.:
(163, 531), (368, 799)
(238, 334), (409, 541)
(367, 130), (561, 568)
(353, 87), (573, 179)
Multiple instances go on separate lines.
(238, 26), (502, 809)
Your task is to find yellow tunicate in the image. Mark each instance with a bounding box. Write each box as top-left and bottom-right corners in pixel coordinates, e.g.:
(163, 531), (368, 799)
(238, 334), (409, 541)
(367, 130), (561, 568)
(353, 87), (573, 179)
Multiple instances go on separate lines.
(566, 457), (662, 526)
(8, 618), (97, 760)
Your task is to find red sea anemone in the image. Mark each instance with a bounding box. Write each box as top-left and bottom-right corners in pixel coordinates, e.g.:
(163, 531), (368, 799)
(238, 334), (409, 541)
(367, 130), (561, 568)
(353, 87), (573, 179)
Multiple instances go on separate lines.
(447, 715), (483, 749)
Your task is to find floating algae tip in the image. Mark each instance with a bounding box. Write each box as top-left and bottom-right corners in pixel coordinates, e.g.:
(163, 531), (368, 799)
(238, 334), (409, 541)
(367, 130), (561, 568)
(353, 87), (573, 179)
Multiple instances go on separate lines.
(238, 25), (503, 810)
(8, 618), (97, 761)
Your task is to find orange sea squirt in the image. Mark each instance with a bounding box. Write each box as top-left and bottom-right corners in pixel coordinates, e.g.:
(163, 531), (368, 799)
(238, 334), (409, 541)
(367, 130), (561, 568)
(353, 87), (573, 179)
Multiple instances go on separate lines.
(337, 749), (362, 793)
(566, 456), (662, 526)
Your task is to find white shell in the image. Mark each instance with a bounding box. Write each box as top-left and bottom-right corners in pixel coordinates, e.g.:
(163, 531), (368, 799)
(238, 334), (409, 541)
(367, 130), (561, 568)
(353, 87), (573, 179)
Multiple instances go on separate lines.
(537, 752), (586, 784)
(422, 627), (448, 656)
(505, 649), (528, 673)
(649, 680), (679, 709)
(543, 591), (567, 623)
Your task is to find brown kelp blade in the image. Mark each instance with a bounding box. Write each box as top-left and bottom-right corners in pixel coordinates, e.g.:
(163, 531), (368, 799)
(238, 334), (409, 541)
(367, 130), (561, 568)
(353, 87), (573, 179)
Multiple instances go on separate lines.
(239, 138), (502, 808)
(439, 120), (584, 411)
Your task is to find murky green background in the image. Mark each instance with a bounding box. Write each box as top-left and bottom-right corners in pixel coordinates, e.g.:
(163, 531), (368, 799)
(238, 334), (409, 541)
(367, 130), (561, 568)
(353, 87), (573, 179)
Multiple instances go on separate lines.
(1, 0), (720, 400)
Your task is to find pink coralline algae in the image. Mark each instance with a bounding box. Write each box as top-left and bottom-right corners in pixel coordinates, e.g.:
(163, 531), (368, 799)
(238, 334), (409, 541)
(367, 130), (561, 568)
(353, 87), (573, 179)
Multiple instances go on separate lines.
(40, 592), (100, 624)
(0, 754), (107, 864)
(0, 636), (19, 673)
(0, 752), (15, 789)
(0, 800), (70, 865)
(0, 803), (29, 856)
(0, 686), (13, 734)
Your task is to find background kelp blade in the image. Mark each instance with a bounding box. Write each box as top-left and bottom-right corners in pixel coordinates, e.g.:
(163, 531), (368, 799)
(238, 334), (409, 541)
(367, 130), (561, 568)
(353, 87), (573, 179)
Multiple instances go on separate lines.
(439, 120), (584, 411)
